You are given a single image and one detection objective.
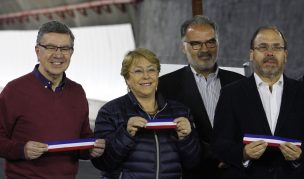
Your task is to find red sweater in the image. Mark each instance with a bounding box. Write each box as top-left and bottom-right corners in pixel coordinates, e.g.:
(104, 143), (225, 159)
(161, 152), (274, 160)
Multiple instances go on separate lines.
(0, 72), (93, 179)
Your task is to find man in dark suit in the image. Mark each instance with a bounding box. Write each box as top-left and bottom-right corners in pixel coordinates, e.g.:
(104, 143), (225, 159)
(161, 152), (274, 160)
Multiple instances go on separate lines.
(212, 26), (304, 179)
(158, 15), (244, 179)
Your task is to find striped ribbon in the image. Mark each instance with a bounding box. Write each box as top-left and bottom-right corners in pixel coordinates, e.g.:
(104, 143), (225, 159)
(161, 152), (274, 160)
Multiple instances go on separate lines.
(145, 118), (176, 129)
(47, 138), (96, 152)
(243, 134), (301, 147)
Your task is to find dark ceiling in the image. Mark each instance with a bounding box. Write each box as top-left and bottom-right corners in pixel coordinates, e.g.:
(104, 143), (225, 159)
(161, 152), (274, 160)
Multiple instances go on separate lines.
(0, 0), (140, 29)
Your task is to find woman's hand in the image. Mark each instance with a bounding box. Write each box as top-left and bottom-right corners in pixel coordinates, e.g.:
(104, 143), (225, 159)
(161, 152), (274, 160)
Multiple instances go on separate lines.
(127, 116), (148, 137)
(174, 117), (191, 140)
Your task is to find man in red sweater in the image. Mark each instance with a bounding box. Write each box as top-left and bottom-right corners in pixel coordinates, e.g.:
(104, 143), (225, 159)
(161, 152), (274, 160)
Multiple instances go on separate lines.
(0, 21), (105, 178)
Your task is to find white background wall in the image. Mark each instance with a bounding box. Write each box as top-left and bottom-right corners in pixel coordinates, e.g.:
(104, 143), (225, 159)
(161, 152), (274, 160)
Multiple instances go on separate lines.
(0, 24), (135, 102)
(0, 25), (244, 102)
(0, 25), (244, 128)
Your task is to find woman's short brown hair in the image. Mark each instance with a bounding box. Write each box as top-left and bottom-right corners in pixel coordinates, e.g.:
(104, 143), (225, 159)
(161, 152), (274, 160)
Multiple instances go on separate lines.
(121, 48), (161, 79)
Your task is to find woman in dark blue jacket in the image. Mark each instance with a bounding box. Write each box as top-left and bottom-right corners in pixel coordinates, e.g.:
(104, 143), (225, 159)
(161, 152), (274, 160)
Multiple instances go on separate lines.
(91, 48), (201, 179)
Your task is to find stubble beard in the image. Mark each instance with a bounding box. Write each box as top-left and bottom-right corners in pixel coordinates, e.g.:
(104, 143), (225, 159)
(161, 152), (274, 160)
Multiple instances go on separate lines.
(254, 60), (284, 80)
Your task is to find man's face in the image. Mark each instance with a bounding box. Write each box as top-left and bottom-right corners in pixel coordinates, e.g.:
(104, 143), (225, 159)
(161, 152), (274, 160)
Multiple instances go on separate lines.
(182, 24), (218, 75)
(250, 29), (287, 79)
(35, 32), (73, 81)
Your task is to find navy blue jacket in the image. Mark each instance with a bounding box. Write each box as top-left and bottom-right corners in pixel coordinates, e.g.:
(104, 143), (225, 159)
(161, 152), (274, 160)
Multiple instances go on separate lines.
(92, 92), (201, 179)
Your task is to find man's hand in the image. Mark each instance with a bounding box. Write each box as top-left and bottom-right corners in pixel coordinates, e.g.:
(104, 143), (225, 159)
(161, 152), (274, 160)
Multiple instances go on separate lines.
(127, 116), (147, 137)
(24, 141), (48, 160)
(279, 142), (302, 161)
(174, 117), (191, 140)
(243, 140), (267, 160)
(90, 139), (106, 158)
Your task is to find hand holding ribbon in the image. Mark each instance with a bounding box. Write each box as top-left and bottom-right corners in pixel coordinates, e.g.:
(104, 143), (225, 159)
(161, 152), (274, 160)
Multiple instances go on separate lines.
(174, 117), (191, 140)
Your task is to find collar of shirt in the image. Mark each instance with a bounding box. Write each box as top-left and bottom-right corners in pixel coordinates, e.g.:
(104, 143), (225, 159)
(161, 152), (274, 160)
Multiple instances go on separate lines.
(32, 64), (66, 93)
(190, 65), (219, 82)
(189, 65), (221, 127)
(254, 73), (283, 134)
(254, 73), (284, 90)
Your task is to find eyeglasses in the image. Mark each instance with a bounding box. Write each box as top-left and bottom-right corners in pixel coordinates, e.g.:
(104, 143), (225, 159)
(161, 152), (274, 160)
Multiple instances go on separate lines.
(184, 38), (217, 50)
(38, 43), (73, 54)
(254, 44), (285, 52)
(129, 67), (159, 77)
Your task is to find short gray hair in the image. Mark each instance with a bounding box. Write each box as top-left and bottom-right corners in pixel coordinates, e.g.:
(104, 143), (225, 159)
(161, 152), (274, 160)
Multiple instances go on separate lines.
(36, 20), (75, 47)
(180, 15), (219, 43)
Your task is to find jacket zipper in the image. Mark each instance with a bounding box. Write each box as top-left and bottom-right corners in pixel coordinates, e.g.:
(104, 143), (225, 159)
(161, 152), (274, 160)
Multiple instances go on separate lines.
(151, 104), (167, 179)
(138, 103), (167, 179)
(154, 130), (160, 179)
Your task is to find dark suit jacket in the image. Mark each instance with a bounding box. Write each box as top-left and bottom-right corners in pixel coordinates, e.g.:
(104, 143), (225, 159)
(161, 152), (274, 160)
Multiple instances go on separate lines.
(212, 75), (304, 179)
(158, 65), (244, 179)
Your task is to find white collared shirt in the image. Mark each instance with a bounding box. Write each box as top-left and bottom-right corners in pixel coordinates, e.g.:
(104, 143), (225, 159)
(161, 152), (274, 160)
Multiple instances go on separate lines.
(254, 73), (283, 134)
(191, 66), (221, 127)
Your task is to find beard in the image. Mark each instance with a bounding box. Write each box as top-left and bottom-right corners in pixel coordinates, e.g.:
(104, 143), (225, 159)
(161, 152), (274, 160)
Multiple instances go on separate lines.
(195, 52), (216, 71)
(254, 56), (285, 79)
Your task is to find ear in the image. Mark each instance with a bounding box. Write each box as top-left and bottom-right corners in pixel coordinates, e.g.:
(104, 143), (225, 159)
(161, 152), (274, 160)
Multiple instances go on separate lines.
(35, 45), (39, 55)
(35, 46), (40, 62)
(124, 78), (130, 86)
(70, 49), (74, 56)
(125, 78), (132, 92)
(249, 49), (254, 61)
(180, 39), (186, 54)
(284, 50), (288, 63)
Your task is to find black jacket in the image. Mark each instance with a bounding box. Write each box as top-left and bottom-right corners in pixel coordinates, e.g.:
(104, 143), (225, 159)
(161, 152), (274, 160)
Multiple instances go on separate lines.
(158, 65), (245, 179)
(92, 92), (201, 179)
(212, 75), (304, 179)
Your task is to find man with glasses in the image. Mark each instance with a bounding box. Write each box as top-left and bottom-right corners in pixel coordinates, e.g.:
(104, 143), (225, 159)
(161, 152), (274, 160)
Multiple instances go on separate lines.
(158, 15), (244, 179)
(0, 21), (105, 178)
(212, 26), (304, 179)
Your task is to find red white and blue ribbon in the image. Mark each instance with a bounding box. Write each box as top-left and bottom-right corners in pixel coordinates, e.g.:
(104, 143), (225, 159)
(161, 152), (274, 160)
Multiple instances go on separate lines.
(243, 134), (301, 147)
(145, 118), (176, 129)
(47, 138), (96, 152)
